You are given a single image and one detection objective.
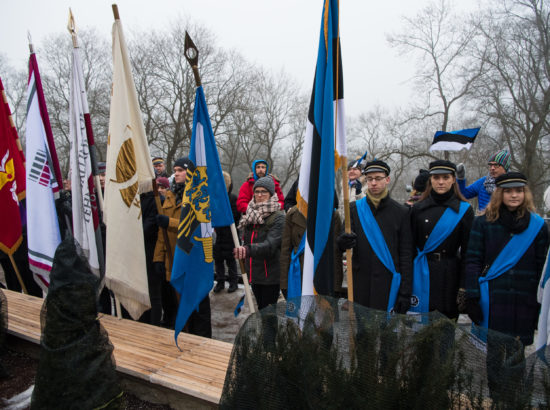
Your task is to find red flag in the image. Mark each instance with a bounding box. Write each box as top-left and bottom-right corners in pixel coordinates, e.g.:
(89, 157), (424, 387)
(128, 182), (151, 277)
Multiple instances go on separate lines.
(0, 77), (26, 254)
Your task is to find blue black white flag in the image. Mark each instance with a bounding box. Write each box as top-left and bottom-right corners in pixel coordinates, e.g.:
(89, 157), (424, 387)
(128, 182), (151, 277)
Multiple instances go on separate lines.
(171, 86), (234, 344)
(296, 0), (344, 296)
(429, 127), (480, 152)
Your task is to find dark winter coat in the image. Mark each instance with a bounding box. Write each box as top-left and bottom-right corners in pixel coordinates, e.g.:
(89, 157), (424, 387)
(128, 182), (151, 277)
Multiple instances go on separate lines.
(213, 184), (240, 260)
(141, 191), (159, 265)
(465, 210), (549, 344)
(411, 192), (474, 318)
(279, 206), (344, 293)
(242, 210), (285, 285)
(349, 196), (413, 310)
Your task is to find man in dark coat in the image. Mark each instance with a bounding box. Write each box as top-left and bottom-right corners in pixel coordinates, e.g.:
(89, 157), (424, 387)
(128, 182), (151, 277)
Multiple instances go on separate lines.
(337, 160), (413, 313)
(213, 171), (240, 293)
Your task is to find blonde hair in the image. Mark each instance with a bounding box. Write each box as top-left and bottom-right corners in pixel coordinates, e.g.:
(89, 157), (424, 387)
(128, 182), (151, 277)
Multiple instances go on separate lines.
(484, 185), (536, 222)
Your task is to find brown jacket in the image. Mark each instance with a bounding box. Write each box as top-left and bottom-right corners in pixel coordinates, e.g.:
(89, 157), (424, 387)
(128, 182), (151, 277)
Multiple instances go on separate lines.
(279, 206), (344, 293)
(153, 190), (181, 280)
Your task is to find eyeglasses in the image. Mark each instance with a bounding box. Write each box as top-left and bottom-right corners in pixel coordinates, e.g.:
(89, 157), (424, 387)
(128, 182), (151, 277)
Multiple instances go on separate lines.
(488, 163), (502, 169)
(366, 176), (386, 183)
(254, 190), (270, 195)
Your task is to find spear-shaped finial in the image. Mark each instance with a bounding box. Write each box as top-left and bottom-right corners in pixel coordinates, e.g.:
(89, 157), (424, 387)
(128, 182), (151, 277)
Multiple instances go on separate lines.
(27, 31), (34, 53)
(67, 8), (78, 48)
(184, 31), (201, 87)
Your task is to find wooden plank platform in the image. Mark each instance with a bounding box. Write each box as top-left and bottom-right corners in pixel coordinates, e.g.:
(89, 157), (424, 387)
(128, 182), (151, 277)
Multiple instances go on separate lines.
(4, 289), (233, 407)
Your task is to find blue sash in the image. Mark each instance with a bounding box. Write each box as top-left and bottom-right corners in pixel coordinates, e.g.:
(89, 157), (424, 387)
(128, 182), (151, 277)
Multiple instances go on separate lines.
(478, 212), (544, 329)
(410, 201), (470, 313)
(356, 197), (401, 312)
(287, 233), (306, 300)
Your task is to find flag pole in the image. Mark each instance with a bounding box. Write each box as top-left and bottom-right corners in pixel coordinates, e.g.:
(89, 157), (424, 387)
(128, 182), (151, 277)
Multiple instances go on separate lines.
(333, 1), (353, 302)
(8, 254), (28, 294)
(68, 8), (105, 216)
(183, 32), (256, 314)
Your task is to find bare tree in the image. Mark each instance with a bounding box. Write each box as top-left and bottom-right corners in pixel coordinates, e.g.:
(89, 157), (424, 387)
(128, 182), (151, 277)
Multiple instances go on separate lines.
(472, 0), (550, 205)
(387, 0), (485, 155)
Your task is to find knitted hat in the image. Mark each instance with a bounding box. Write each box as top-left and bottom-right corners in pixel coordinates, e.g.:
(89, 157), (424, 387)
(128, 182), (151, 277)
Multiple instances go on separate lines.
(488, 150), (511, 171)
(364, 160), (390, 175)
(152, 157), (164, 165)
(97, 162), (106, 174)
(495, 172), (527, 188)
(413, 169), (430, 192)
(173, 157), (194, 172)
(156, 177), (170, 189)
(253, 176), (275, 196)
(429, 160), (456, 175)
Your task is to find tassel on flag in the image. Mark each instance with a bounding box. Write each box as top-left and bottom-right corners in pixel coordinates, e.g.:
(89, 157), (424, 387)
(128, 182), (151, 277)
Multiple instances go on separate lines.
(429, 127), (480, 152)
(104, 6), (155, 320)
(296, 0), (344, 296)
(0, 77), (26, 255)
(25, 48), (62, 290)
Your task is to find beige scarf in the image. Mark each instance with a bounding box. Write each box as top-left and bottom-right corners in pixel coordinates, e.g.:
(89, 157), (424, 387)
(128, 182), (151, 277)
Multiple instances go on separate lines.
(366, 188), (388, 209)
(238, 194), (280, 229)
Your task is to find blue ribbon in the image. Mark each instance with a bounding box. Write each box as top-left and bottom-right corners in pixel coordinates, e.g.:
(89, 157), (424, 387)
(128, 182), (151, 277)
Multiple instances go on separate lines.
(410, 201), (470, 313)
(355, 198), (401, 312)
(287, 233), (306, 300)
(478, 212), (544, 329)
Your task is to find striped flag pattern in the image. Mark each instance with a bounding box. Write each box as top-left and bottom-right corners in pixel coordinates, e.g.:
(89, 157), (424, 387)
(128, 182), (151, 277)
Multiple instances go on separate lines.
(297, 0), (345, 296)
(69, 45), (103, 276)
(25, 52), (62, 289)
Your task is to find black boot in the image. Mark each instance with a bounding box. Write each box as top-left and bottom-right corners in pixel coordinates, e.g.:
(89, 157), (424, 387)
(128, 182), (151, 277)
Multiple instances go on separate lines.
(228, 282), (238, 293)
(213, 281), (225, 293)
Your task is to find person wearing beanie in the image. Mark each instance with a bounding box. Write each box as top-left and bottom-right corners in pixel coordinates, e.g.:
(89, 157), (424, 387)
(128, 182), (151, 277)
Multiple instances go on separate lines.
(236, 159), (285, 214)
(152, 156), (168, 177)
(97, 162), (106, 191)
(337, 159), (413, 314)
(347, 159), (366, 202)
(213, 171), (241, 293)
(410, 160), (474, 319)
(153, 157), (211, 336)
(465, 171), (548, 404)
(456, 149), (511, 212)
(406, 169), (430, 206)
(234, 176), (285, 310)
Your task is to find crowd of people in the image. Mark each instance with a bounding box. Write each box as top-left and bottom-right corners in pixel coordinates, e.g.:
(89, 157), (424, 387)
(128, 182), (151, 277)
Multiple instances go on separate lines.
(2, 150), (548, 361)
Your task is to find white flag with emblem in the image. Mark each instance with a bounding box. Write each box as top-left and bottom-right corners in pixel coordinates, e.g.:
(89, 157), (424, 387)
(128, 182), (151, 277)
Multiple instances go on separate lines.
(104, 14), (155, 319)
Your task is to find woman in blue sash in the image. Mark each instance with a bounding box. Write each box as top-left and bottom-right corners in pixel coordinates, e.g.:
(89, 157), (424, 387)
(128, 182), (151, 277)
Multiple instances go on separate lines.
(465, 172), (548, 404)
(410, 160), (474, 319)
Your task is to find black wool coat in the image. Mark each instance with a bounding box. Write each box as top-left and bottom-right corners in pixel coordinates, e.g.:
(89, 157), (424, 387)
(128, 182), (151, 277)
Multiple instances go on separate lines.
(411, 193), (474, 318)
(213, 184), (240, 260)
(465, 211), (549, 345)
(350, 196), (413, 310)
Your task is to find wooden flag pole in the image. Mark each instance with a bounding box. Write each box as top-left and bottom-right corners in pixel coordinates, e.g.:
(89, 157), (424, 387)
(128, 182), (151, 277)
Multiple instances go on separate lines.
(8, 254), (28, 294)
(183, 31), (256, 314)
(230, 225), (256, 314)
(333, 0), (353, 302)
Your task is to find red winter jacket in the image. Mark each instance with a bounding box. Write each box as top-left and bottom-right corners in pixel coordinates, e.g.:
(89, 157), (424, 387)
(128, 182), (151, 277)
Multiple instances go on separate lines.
(236, 176), (285, 213)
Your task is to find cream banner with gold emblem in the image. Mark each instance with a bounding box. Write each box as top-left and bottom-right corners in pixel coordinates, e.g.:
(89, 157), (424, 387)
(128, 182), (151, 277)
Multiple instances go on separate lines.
(104, 16), (155, 320)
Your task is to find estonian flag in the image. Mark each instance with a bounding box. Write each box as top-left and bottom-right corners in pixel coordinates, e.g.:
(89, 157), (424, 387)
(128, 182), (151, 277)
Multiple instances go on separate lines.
(429, 127), (480, 152)
(171, 85), (234, 344)
(296, 0), (345, 296)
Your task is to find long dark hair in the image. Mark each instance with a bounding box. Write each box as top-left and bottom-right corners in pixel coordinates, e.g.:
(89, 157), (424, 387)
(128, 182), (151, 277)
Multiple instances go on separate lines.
(419, 175), (467, 202)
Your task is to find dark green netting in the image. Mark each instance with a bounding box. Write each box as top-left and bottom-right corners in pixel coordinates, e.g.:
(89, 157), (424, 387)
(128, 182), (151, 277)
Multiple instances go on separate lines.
(220, 296), (550, 409)
(30, 237), (122, 409)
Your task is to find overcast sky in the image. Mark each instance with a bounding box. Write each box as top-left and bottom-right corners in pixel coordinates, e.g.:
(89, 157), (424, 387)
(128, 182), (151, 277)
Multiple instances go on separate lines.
(0, 0), (479, 117)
